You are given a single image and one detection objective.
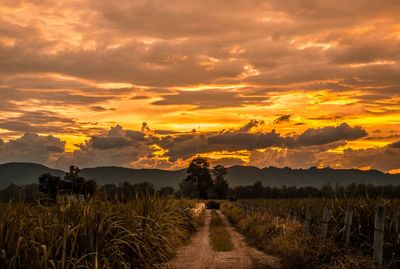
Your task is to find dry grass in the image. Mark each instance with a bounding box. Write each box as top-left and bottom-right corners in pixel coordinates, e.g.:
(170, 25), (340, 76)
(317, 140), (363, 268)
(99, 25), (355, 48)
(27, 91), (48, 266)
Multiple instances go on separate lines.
(0, 197), (204, 269)
(221, 202), (375, 269)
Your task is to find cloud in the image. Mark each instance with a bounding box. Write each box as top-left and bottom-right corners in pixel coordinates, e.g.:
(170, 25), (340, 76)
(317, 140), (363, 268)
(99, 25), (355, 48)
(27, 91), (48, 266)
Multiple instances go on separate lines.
(208, 130), (286, 150)
(238, 119), (264, 132)
(0, 133), (65, 164)
(152, 89), (269, 109)
(90, 106), (108, 112)
(297, 123), (367, 146)
(208, 122), (367, 150)
(340, 144), (400, 172)
(0, 0), (399, 171)
(389, 141), (400, 148)
(274, 114), (291, 124)
(0, 122), (395, 172)
(0, 110), (78, 133)
(155, 133), (211, 161)
(209, 157), (245, 167)
(62, 125), (152, 168)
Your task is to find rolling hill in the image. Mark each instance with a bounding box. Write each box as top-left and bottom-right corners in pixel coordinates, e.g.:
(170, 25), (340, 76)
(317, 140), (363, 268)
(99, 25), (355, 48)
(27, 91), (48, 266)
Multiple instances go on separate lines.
(0, 162), (399, 189)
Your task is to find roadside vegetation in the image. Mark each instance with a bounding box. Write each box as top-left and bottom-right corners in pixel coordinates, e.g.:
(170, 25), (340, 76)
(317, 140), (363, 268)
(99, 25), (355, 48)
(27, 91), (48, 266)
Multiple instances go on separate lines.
(209, 210), (234, 252)
(221, 199), (400, 269)
(0, 197), (204, 269)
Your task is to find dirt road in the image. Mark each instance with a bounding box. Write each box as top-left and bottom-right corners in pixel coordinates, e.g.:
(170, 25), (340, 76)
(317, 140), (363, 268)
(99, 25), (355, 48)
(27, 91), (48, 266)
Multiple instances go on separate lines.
(163, 210), (280, 269)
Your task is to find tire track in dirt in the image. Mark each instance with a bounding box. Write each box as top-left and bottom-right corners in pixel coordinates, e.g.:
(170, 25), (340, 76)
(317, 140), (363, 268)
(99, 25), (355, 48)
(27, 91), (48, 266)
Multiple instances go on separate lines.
(163, 210), (280, 269)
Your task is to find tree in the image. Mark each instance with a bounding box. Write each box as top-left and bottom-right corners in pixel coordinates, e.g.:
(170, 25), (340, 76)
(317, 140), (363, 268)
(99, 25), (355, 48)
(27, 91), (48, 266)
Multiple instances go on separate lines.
(135, 182), (155, 196)
(84, 179), (97, 199)
(179, 179), (198, 199)
(64, 166), (85, 195)
(39, 166), (97, 201)
(0, 184), (23, 202)
(157, 186), (174, 197)
(38, 173), (61, 201)
(212, 165), (229, 199)
(100, 184), (118, 200)
(180, 157), (213, 199)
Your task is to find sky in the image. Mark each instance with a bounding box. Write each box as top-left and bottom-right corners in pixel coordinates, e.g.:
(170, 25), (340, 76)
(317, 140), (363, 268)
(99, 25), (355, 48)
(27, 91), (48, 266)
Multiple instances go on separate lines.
(0, 0), (399, 172)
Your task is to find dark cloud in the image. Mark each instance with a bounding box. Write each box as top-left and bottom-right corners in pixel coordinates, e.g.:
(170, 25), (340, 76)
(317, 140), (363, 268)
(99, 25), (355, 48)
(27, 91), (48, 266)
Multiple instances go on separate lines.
(0, 110), (80, 134)
(208, 130), (285, 150)
(155, 133), (211, 161)
(152, 89), (269, 109)
(91, 137), (132, 150)
(238, 119), (264, 132)
(63, 125), (152, 168)
(297, 123), (367, 146)
(208, 122), (367, 150)
(210, 157), (245, 167)
(90, 106), (108, 112)
(0, 133), (65, 164)
(390, 141), (400, 148)
(274, 114), (291, 124)
(341, 145), (400, 172)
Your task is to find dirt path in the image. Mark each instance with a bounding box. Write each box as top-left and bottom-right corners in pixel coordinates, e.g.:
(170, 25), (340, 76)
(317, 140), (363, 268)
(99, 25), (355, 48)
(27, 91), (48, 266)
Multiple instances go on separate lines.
(163, 210), (280, 269)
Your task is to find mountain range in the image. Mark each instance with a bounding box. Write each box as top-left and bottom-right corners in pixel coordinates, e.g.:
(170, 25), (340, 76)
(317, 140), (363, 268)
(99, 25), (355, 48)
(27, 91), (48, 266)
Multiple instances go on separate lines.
(1, 162), (399, 189)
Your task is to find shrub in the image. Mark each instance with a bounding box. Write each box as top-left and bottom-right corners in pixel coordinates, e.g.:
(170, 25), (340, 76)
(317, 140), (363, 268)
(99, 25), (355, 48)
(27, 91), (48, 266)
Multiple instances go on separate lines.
(206, 200), (221, 210)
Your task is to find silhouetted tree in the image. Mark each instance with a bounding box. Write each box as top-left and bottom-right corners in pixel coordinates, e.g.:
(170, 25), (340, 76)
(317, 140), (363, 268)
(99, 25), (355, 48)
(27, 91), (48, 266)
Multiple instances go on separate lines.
(212, 165), (229, 199)
(100, 184), (118, 200)
(0, 184), (23, 201)
(180, 157), (213, 199)
(135, 182), (155, 196)
(179, 179), (198, 199)
(64, 166), (85, 195)
(157, 186), (175, 197)
(39, 173), (61, 201)
(84, 179), (97, 199)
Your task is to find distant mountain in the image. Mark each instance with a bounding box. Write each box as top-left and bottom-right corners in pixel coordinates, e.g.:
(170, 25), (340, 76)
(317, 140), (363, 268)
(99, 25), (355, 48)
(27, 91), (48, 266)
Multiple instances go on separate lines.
(225, 166), (400, 187)
(0, 162), (399, 189)
(80, 166), (187, 189)
(0, 162), (64, 188)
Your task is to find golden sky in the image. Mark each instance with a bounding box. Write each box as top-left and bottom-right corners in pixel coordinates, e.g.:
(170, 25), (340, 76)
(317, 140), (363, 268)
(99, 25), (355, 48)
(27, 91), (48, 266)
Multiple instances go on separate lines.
(0, 0), (399, 172)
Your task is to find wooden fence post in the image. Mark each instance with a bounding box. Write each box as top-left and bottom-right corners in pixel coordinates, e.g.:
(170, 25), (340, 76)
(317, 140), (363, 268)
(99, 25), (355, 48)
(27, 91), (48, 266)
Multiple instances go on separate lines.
(321, 206), (332, 239)
(303, 206), (312, 235)
(373, 206), (385, 269)
(344, 204), (353, 246)
(293, 209), (299, 221)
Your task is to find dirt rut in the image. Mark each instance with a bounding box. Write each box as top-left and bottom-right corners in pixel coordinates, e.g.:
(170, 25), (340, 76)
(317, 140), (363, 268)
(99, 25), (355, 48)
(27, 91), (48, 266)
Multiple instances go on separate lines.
(163, 210), (280, 269)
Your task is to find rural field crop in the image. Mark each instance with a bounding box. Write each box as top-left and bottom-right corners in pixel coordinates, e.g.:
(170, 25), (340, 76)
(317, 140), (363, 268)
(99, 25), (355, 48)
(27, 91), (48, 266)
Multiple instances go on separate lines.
(221, 198), (400, 269)
(0, 197), (204, 269)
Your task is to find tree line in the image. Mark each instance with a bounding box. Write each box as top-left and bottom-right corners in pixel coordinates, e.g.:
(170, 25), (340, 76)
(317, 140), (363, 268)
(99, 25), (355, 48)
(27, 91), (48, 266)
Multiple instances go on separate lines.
(38, 165), (97, 201)
(230, 181), (400, 199)
(1, 157), (400, 202)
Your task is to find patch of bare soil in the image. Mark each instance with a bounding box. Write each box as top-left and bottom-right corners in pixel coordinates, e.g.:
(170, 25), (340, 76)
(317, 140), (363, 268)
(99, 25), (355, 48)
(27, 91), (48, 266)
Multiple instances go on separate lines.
(162, 210), (280, 269)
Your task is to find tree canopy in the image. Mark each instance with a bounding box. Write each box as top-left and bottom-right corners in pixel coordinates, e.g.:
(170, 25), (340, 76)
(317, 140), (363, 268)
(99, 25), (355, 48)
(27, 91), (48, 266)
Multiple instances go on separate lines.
(179, 157), (229, 199)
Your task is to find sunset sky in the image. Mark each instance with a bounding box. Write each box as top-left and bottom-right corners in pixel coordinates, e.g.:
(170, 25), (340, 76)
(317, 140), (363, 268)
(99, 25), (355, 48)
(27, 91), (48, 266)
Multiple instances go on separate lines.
(0, 0), (399, 172)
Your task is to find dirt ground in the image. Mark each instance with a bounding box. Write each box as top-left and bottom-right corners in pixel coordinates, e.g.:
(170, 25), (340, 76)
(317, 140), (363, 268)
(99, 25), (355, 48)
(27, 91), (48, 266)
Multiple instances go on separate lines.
(163, 210), (280, 269)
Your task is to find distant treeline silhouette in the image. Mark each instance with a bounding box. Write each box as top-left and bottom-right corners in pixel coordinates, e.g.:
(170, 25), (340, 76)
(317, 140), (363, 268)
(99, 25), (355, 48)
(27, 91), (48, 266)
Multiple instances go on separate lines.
(2, 180), (400, 202)
(230, 181), (400, 199)
(1, 159), (400, 202)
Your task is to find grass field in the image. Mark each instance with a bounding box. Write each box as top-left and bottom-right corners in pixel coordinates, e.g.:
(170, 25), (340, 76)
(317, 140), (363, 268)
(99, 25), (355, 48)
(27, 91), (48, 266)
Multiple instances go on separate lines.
(221, 198), (400, 269)
(0, 197), (204, 269)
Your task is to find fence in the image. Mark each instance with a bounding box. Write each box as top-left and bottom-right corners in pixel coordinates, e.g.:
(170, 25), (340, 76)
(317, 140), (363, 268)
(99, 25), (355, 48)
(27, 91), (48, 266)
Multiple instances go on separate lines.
(236, 200), (390, 269)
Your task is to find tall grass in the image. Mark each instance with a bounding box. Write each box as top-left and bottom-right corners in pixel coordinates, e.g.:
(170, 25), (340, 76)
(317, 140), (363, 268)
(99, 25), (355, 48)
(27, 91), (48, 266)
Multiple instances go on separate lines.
(221, 200), (385, 269)
(0, 197), (204, 269)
